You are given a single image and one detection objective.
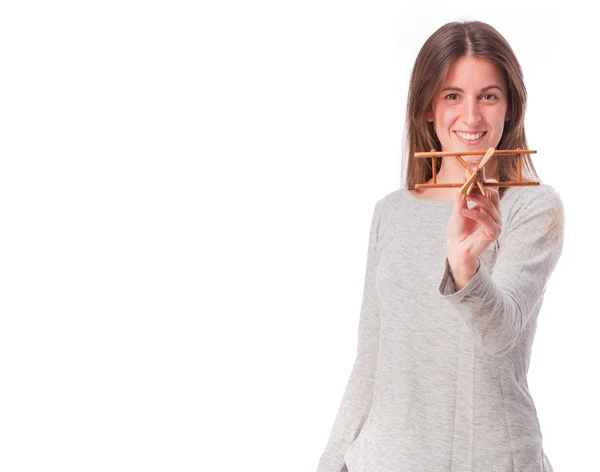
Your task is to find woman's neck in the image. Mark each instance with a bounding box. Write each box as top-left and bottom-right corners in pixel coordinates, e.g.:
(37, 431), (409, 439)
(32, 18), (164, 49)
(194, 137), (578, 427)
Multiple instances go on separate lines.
(432, 155), (499, 184)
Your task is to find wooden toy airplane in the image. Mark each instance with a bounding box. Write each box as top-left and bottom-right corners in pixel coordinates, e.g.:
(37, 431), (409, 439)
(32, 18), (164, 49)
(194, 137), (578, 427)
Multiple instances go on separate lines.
(413, 147), (540, 200)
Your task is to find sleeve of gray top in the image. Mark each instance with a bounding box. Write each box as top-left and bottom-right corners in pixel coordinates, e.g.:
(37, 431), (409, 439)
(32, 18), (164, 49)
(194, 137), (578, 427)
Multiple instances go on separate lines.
(316, 197), (386, 472)
(438, 186), (565, 357)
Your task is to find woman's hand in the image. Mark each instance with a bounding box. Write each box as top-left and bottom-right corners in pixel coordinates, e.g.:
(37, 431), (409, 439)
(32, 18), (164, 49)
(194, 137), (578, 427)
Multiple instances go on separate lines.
(446, 178), (502, 287)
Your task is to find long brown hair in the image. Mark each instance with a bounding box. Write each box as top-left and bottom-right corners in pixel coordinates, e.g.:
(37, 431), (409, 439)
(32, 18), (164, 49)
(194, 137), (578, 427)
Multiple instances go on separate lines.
(402, 21), (539, 199)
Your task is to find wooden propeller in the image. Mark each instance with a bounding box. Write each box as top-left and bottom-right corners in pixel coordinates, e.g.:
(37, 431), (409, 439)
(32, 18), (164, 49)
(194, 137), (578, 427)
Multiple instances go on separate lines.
(460, 147), (496, 199)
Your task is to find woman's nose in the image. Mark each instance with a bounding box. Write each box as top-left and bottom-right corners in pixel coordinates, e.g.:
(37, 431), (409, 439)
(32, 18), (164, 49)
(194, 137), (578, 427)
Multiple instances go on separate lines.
(462, 98), (482, 125)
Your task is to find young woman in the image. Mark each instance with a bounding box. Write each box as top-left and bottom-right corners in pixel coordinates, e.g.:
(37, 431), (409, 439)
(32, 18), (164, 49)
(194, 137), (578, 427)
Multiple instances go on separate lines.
(317, 21), (564, 472)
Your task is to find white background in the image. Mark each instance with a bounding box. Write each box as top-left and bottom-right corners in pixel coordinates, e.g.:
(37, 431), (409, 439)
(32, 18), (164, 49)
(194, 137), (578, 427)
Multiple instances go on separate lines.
(1, 1), (597, 471)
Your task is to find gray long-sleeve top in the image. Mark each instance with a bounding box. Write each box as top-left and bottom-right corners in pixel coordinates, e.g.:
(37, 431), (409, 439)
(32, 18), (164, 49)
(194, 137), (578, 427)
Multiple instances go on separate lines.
(317, 184), (564, 472)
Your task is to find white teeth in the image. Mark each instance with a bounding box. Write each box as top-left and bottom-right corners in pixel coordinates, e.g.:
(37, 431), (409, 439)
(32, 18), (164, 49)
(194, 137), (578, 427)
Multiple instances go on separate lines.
(456, 131), (485, 140)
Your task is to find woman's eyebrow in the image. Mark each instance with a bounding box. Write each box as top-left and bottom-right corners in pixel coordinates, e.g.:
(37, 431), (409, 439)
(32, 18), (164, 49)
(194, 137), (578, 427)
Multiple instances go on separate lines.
(441, 85), (504, 93)
(481, 85), (504, 93)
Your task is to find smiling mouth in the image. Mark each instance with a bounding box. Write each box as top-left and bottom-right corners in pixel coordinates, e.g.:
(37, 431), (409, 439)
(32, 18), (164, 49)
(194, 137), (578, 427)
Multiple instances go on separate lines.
(454, 131), (487, 141)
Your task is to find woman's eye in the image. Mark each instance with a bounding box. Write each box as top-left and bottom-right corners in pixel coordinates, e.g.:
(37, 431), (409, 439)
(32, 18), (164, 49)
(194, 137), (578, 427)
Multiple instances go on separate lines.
(445, 93), (458, 100)
(482, 94), (497, 100)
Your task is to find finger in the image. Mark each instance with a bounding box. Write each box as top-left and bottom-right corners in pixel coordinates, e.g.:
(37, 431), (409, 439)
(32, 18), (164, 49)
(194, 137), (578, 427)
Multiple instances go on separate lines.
(467, 193), (502, 226)
(461, 206), (501, 239)
(477, 206), (503, 238)
(460, 207), (502, 239)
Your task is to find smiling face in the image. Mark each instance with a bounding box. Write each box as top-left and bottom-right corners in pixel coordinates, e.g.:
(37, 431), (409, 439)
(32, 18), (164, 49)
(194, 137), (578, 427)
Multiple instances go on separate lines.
(427, 55), (510, 163)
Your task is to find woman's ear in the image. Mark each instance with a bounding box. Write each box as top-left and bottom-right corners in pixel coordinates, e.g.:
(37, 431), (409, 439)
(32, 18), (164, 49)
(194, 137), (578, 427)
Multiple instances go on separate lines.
(505, 108), (511, 122)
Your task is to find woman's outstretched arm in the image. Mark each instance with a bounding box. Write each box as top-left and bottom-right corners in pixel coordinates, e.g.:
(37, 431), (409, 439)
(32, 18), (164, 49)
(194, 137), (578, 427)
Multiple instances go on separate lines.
(439, 185), (565, 358)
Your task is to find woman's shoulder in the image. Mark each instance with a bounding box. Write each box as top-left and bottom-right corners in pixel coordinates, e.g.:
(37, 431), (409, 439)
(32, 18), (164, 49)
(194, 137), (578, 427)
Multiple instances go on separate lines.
(502, 182), (563, 212)
(501, 183), (565, 234)
(374, 186), (453, 207)
(370, 188), (416, 219)
(376, 188), (408, 207)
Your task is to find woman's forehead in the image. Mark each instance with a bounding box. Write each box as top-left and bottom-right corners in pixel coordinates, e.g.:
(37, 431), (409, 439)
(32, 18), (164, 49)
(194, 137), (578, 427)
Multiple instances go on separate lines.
(443, 56), (507, 89)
